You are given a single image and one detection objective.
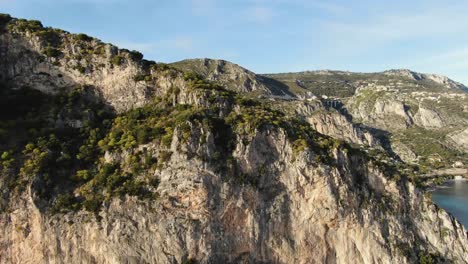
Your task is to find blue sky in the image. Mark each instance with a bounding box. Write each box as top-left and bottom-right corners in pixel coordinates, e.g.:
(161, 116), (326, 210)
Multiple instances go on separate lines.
(1, 0), (468, 84)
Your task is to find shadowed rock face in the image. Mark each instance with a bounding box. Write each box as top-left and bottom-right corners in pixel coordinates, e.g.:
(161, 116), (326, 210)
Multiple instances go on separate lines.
(0, 16), (467, 264)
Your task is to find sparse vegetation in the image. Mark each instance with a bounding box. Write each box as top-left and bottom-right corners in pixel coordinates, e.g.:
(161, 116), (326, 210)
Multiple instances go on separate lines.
(10, 19), (43, 32)
(0, 13), (12, 26)
(130, 50), (143, 61)
(43, 47), (62, 58)
(133, 74), (151, 82)
(75, 33), (93, 42)
(110, 55), (125, 66)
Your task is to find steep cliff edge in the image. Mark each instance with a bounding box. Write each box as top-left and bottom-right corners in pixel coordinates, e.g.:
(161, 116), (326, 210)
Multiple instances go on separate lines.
(0, 15), (467, 264)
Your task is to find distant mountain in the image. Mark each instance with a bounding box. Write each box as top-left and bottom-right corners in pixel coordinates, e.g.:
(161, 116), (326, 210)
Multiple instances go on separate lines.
(263, 69), (468, 98)
(171, 58), (295, 97)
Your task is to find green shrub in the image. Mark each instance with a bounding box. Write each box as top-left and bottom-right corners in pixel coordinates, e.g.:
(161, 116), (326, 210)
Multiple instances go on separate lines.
(151, 63), (171, 72)
(73, 64), (86, 74)
(129, 50), (143, 61)
(0, 13), (12, 26)
(75, 33), (93, 42)
(52, 193), (80, 213)
(0, 150), (14, 168)
(133, 74), (146, 82)
(92, 45), (106, 56)
(82, 195), (103, 212)
(110, 55), (124, 66)
(159, 151), (172, 164)
(418, 253), (436, 264)
(13, 19), (43, 32)
(1, 151), (11, 160)
(43, 47), (62, 58)
(36, 29), (62, 46)
(132, 74), (152, 82)
(75, 170), (91, 181)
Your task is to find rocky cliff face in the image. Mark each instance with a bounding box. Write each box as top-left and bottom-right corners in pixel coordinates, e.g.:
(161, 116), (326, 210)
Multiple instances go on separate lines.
(2, 129), (468, 264)
(288, 101), (379, 148)
(0, 15), (467, 264)
(345, 84), (467, 169)
(449, 128), (468, 152)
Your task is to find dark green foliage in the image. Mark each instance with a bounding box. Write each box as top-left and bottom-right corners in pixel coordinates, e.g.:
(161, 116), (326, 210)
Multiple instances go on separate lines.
(140, 59), (156, 69)
(0, 83), (47, 119)
(52, 193), (80, 213)
(43, 47), (62, 58)
(11, 19), (43, 32)
(395, 128), (467, 170)
(84, 162), (149, 200)
(0, 83), (118, 211)
(0, 150), (14, 168)
(36, 29), (62, 47)
(97, 103), (204, 151)
(151, 63), (172, 72)
(418, 252), (445, 264)
(236, 97), (260, 107)
(130, 50), (143, 61)
(110, 55), (125, 66)
(159, 151), (172, 164)
(395, 242), (448, 263)
(92, 45), (106, 56)
(182, 259), (197, 264)
(133, 74), (151, 82)
(0, 13), (12, 26)
(75, 33), (93, 42)
(75, 65), (86, 74)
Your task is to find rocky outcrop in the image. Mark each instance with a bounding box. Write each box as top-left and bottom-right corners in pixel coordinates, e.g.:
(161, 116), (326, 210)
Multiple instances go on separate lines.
(1, 127), (468, 263)
(448, 128), (468, 152)
(383, 69), (467, 91)
(413, 107), (444, 129)
(347, 88), (413, 131)
(391, 142), (418, 163)
(0, 24), (195, 113)
(307, 111), (379, 147)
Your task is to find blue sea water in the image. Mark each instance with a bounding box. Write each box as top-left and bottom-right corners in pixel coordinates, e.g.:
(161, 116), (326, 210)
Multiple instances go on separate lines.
(431, 180), (468, 229)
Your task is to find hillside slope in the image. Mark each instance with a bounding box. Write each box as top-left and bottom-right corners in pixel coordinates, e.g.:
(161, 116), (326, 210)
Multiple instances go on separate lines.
(171, 58), (295, 97)
(264, 69), (468, 98)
